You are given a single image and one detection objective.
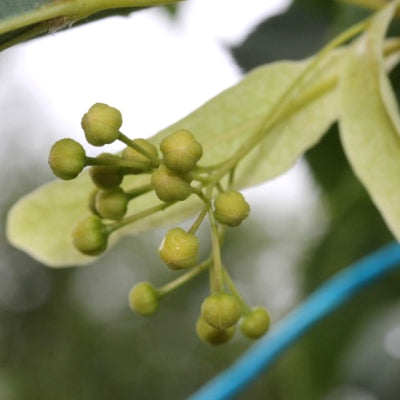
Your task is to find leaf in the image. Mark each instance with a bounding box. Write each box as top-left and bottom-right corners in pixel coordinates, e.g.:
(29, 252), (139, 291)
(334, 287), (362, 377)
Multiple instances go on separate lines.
(7, 50), (343, 267)
(0, 0), (181, 51)
(339, 2), (400, 242)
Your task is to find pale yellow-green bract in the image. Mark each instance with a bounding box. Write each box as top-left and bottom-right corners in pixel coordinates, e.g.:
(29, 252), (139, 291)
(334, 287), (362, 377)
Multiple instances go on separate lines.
(6, 1), (400, 267)
(339, 2), (400, 241)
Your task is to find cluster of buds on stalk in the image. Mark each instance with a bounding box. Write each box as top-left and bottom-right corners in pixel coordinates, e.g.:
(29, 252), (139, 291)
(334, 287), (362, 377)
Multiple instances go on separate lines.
(48, 103), (270, 345)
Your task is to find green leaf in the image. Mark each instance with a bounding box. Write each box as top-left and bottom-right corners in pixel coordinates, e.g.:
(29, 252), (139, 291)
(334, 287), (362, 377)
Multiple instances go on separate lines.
(0, 0), (181, 51)
(7, 51), (343, 267)
(339, 2), (400, 241)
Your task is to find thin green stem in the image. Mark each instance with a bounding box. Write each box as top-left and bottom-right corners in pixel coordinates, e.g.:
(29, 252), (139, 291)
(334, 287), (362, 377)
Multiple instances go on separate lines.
(212, 18), (370, 182)
(86, 156), (156, 174)
(383, 38), (400, 56)
(125, 184), (153, 199)
(209, 263), (217, 294)
(223, 267), (252, 315)
(216, 182), (225, 193)
(157, 257), (212, 298)
(188, 203), (210, 235)
(208, 210), (224, 293)
(228, 167), (236, 190)
(107, 202), (172, 233)
(118, 132), (160, 166)
(191, 173), (212, 184)
(191, 186), (211, 204)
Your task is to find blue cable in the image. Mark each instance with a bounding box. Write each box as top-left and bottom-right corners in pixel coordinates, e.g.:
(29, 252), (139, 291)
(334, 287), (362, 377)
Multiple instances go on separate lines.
(189, 242), (400, 400)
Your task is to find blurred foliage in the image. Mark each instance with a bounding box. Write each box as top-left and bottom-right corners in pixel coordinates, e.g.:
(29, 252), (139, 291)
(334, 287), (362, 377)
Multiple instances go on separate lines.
(1, 1), (400, 400)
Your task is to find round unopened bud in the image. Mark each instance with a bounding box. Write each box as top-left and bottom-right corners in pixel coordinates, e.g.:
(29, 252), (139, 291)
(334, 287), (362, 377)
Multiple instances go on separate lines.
(72, 215), (108, 256)
(201, 293), (241, 330)
(214, 191), (250, 227)
(89, 153), (123, 190)
(129, 282), (159, 316)
(48, 138), (86, 180)
(151, 164), (192, 202)
(95, 188), (128, 220)
(160, 129), (203, 173)
(240, 307), (270, 339)
(122, 139), (159, 172)
(81, 103), (122, 146)
(196, 316), (235, 346)
(158, 227), (199, 270)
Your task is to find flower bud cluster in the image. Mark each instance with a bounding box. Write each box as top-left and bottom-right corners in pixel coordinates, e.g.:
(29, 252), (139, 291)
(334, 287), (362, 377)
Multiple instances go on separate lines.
(49, 103), (270, 346)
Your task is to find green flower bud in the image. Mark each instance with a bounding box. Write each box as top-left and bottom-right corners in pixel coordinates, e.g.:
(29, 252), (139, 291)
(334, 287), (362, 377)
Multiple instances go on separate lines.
(214, 191), (250, 227)
(160, 129), (203, 173)
(151, 164), (192, 202)
(95, 188), (128, 220)
(89, 153), (123, 190)
(88, 188), (100, 215)
(48, 138), (86, 180)
(158, 227), (199, 270)
(240, 307), (270, 339)
(72, 215), (108, 256)
(201, 293), (241, 330)
(129, 282), (159, 316)
(122, 138), (159, 172)
(81, 103), (122, 146)
(196, 316), (235, 346)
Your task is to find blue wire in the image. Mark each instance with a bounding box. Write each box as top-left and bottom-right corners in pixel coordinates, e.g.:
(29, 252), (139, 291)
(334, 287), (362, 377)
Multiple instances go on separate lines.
(188, 242), (400, 400)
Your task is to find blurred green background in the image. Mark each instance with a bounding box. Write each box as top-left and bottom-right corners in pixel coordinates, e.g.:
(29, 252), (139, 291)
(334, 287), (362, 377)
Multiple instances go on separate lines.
(1, 1), (400, 399)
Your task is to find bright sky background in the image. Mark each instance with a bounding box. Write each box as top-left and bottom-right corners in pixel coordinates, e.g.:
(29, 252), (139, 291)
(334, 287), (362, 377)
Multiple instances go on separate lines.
(4, 0), (289, 149)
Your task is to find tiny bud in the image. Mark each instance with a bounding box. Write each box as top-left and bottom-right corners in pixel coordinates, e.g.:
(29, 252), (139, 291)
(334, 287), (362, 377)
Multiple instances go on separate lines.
(129, 282), (159, 316)
(48, 138), (86, 180)
(95, 188), (128, 220)
(240, 307), (270, 339)
(196, 316), (235, 346)
(122, 138), (159, 172)
(151, 164), (192, 202)
(72, 215), (108, 256)
(214, 191), (250, 227)
(89, 153), (123, 190)
(160, 129), (203, 173)
(81, 103), (122, 146)
(201, 293), (241, 330)
(158, 227), (199, 270)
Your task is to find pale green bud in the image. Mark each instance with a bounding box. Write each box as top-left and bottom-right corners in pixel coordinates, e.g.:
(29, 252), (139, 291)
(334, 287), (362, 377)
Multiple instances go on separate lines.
(95, 188), (128, 220)
(48, 138), (86, 180)
(129, 282), (159, 316)
(201, 293), (241, 330)
(214, 191), (250, 227)
(160, 129), (203, 173)
(89, 153), (123, 190)
(81, 103), (122, 146)
(158, 227), (199, 270)
(72, 215), (108, 256)
(151, 164), (192, 202)
(196, 316), (235, 346)
(240, 307), (270, 339)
